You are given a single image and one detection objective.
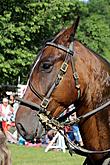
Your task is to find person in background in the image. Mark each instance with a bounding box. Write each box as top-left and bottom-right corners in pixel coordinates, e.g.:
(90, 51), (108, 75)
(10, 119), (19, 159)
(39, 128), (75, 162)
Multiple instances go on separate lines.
(9, 94), (20, 143)
(69, 112), (83, 147)
(45, 129), (56, 145)
(0, 98), (14, 132)
(64, 104), (83, 147)
(9, 94), (19, 121)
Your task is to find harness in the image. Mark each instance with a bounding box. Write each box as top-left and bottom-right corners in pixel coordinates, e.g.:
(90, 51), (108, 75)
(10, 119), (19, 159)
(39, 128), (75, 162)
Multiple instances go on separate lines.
(16, 40), (110, 157)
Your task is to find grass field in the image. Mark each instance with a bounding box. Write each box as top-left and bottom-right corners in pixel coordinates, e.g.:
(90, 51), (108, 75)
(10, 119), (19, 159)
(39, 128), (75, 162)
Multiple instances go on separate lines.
(9, 144), (86, 165)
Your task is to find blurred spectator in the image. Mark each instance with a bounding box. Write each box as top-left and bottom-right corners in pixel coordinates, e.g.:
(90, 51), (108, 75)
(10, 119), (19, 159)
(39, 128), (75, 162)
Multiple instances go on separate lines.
(18, 136), (26, 145)
(0, 98), (14, 132)
(41, 129), (56, 146)
(45, 129), (56, 144)
(68, 112), (83, 146)
(9, 94), (19, 121)
(64, 104), (83, 147)
(9, 94), (20, 143)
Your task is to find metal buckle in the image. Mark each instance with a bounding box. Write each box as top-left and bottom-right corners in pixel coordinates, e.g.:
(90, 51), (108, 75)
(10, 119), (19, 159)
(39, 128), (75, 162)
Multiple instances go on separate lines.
(67, 48), (73, 55)
(76, 84), (80, 89)
(40, 98), (49, 109)
(60, 62), (68, 73)
(73, 72), (79, 80)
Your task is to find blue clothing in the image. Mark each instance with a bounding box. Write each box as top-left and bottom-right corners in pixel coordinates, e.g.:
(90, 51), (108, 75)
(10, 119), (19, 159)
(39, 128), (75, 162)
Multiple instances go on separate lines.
(18, 136), (26, 145)
(67, 124), (82, 142)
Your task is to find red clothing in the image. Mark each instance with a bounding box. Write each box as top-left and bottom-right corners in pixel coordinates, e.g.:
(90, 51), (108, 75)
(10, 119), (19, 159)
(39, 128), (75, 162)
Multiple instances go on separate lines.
(0, 104), (14, 132)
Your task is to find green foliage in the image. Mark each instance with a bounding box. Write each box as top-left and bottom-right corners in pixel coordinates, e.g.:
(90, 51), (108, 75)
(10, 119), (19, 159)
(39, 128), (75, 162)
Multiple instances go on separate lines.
(84, 0), (110, 60)
(77, 14), (110, 59)
(0, 3), (36, 84)
(0, 0), (87, 84)
(0, 0), (110, 84)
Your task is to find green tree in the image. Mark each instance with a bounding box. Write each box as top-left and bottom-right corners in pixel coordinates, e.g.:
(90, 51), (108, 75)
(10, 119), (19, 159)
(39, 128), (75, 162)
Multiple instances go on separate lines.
(0, 0), (87, 84)
(83, 0), (110, 61)
(77, 14), (110, 60)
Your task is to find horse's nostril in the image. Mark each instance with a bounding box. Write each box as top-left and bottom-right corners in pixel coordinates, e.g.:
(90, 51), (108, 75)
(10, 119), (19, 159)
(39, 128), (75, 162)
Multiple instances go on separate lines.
(17, 123), (26, 137)
(17, 123), (35, 141)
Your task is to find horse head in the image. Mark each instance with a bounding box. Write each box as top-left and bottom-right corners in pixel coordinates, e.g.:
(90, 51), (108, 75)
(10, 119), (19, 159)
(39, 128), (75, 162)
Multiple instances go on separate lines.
(15, 17), (81, 140)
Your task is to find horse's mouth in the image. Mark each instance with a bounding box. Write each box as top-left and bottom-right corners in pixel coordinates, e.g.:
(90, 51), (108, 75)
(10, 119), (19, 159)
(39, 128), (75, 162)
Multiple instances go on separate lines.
(17, 123), (37, 141)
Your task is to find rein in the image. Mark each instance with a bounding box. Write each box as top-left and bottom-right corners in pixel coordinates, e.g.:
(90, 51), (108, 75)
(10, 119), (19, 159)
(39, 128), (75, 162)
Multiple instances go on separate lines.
(16, 97), (110, 156)
(16, 97), (110, 126)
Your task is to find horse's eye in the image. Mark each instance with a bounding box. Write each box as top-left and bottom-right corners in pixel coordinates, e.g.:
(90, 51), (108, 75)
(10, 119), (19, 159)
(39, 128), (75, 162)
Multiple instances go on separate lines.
(40, 62), (53, 72)
(42, 63), (51, 69)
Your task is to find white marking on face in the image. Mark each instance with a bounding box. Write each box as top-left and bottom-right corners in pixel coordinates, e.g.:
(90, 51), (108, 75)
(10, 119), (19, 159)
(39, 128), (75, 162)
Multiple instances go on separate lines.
(27, 54), (42, 86)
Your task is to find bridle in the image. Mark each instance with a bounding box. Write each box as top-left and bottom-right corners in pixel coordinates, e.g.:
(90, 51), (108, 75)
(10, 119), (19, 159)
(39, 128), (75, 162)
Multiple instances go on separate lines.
(16, 40), (110, 157)
(28, 41), (81, 114)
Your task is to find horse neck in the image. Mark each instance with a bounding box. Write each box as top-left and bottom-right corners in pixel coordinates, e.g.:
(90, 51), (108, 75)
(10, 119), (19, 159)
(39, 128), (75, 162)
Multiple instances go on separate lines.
(74, 40), (110, 111)
(74, 41), (110, 157)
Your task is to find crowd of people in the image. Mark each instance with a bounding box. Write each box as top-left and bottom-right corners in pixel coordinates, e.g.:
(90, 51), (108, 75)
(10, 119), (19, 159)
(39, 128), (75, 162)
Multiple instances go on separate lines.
(0, 94), (83, 150)
(0, 95), (19, 143)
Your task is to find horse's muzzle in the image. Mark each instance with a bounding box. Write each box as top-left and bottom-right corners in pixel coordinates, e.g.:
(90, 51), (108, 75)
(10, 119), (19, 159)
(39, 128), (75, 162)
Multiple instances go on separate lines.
(16, 123), (36, 141)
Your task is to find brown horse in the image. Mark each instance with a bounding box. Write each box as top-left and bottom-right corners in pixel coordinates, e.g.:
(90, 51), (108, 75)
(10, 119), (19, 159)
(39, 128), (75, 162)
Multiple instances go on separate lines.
(15, 17), (110, 165)
(0, 128), (11, 165)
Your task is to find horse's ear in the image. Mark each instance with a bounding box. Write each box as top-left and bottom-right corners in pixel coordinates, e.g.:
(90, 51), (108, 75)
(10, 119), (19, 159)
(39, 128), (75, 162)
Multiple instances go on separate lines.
(53, 16), (80, 45)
